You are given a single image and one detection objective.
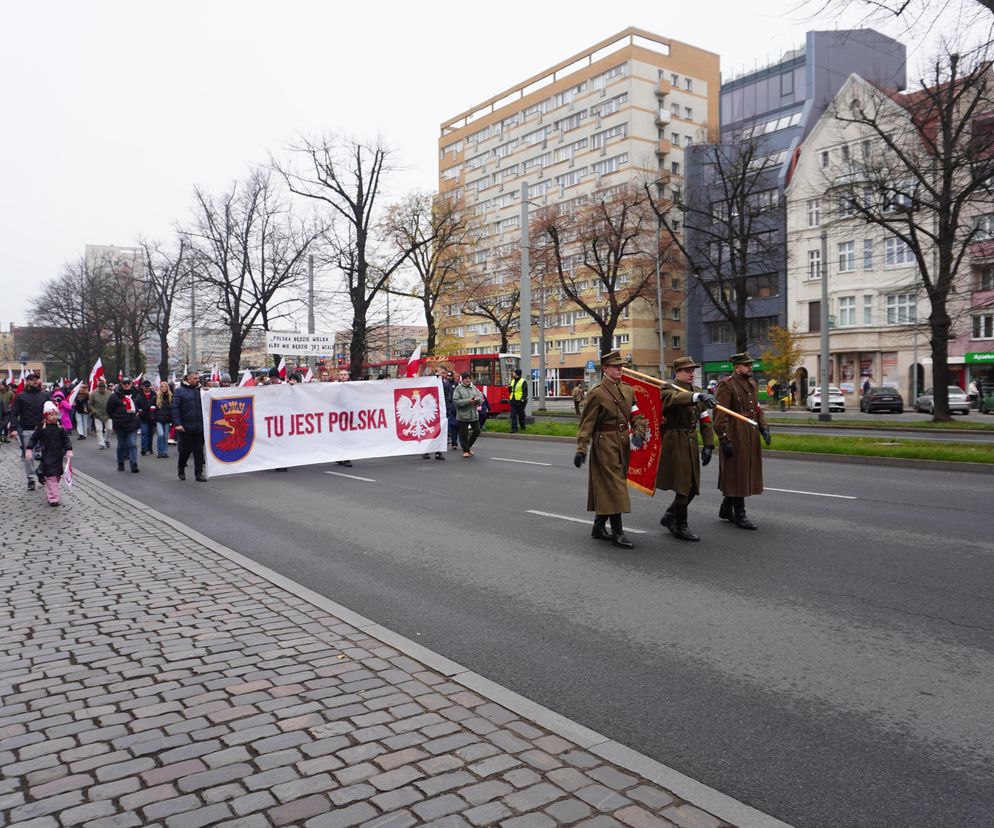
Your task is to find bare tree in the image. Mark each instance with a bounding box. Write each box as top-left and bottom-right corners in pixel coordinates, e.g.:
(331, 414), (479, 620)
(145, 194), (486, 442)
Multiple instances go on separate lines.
(383, 192), (472, 356)
(533, 183), (670, 354)
(187, 168), (322, 375)
(646, 134), (786, 353)
(88, 246), (152, 377)
(29, 258), (115, 378)
(802, 0), (994, 30)
(454, 242), (521, 353)
(141, 237), (191, 380)
(274, 135), (429, 379)
(831, 51), (994, 419)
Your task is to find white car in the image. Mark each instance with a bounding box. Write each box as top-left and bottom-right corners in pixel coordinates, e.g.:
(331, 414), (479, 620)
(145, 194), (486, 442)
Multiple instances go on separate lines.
(808, 385), (845, 412)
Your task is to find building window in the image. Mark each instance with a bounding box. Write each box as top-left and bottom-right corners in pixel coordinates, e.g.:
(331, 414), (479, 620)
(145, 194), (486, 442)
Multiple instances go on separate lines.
(807, 199), (821, 227)
(684, 106), (693, 119)
(974, 314), (994, 338)
(840, 144), (851, 162)
(820, 150), (830, 168)
(976, 214), (994, 240)
(863, 294), (873, 325)
(837, 194), (855, 218)
(612, 333), (630, 348)
(671, 73), (679, 86)
(979, 267), (994, 291)
(672, 307), (681, 320)
(746, 273), (778, 298)
(884, 237), (915, 267)
(707, 320), (733, 344)
(671, 161), (680, 175)
(808, 249), (822, 280)
(838, 295), (856, 326)
(671, 132), (680, 145)
(685, 78), (693, 91)
(591, 153), (628, 177)
(838, 241), (855, 273)
(808, 301), (821, 332)
(781, 71), (794, 96)
(886, 294), (917, 324)
(863, 239), (873, 269)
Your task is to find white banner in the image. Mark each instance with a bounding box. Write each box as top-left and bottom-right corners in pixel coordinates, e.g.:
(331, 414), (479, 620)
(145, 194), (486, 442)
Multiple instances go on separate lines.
(201, 378), (447, 477)
(265, 331), (336, 355)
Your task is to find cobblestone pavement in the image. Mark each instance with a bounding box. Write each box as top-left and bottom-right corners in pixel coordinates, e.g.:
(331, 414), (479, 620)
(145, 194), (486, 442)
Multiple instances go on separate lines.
(0, 452), (777, 828)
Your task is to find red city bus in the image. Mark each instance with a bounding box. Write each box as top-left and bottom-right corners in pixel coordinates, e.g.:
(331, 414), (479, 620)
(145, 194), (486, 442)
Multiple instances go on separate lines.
(358, 353), (520, 416)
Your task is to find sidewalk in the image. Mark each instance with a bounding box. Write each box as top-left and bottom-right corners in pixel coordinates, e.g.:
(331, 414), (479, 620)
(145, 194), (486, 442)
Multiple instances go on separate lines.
(0, 451), (788, 828)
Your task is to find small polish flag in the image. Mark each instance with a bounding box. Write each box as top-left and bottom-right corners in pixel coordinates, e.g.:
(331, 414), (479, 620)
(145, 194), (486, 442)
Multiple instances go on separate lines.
(15, 366), (25, 394)
(405, 345), (423, 378)
(134, 372), (143, 386)
(171, 372), (177, 385)
(66, 380), (82, 408)
(277, 357), (287, 380)
(303, 366), (314, 383)
(238, 369), (255, 387)
(211, 364), (221, 383)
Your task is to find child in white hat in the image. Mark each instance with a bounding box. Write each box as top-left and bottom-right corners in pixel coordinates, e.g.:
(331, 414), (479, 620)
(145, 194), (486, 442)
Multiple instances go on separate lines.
(26, 401), (73, 506)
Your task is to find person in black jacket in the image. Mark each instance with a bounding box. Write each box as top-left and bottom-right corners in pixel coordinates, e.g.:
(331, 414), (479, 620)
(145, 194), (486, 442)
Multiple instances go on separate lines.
(171, 371), (206, 481)
(9, 373), (51, 490)
(26, 401), (73, 505)
(138, 379), (156, 456)
(105, 377), (146, 473)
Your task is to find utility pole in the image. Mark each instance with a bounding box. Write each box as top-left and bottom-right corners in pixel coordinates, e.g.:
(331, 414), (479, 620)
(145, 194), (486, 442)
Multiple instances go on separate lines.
(189, 272), (198, 372)
(519, 181), (532, 419)
(655, 221), (665, 377)
(537, 282), (546, 411)
(307, 254), (315, 373)
(819, 230), (831, 422)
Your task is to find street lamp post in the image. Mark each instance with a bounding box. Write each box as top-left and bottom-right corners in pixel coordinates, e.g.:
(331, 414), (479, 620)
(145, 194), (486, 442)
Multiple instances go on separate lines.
(655, 221), (665, 377)
(520, 181), (532, 420)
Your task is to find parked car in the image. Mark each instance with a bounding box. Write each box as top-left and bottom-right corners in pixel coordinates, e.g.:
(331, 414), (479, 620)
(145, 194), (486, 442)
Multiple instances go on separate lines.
(808, 385), (845, 412)
(860, 387), (904, 414)
(914, 386), (971, 415)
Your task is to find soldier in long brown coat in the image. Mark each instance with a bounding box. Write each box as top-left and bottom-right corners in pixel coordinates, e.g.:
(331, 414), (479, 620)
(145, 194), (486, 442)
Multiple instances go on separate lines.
(656, 356), (716, 542)
(574, 350), (646, 549)
(713, 352), (771, 530)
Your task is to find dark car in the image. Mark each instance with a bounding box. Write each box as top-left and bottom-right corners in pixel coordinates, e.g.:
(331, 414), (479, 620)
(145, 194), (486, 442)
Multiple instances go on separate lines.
(860, 386), (904, 414)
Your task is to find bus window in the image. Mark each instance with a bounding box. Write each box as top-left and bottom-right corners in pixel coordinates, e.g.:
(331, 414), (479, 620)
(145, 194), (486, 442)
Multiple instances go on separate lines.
(499, 356), (518, 387)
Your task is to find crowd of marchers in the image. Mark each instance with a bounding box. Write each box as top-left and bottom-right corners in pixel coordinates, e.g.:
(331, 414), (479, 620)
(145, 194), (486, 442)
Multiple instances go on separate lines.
(3, 355), (770, 548)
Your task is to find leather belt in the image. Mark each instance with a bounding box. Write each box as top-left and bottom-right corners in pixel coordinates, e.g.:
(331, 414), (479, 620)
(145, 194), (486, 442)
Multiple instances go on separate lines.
(598, 424), (626, 433)
(662, 427), (693, 432)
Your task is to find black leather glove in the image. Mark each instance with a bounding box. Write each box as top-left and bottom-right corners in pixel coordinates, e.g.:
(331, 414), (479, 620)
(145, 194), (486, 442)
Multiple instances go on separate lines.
(631, 431), (645, 449)
(573, 452), (586, 468)
(700, 445), (713, 466)
(760, 427), (771, 447)
(721, 443), (734, 459)
(694, 392), (717, 409)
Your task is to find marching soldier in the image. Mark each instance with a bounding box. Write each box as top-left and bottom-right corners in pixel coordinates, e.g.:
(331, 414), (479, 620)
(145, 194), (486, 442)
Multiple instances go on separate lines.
(656, 356), (717, 542)
(574, 350), (647, 549)
(714, 352), (771, 530)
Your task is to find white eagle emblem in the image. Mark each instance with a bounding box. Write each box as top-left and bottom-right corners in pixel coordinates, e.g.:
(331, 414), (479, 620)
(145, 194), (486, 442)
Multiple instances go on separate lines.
(395, 388), (440, 439)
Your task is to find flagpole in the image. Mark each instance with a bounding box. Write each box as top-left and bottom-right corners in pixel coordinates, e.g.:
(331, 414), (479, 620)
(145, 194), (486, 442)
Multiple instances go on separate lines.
(622, 367), (758, 427)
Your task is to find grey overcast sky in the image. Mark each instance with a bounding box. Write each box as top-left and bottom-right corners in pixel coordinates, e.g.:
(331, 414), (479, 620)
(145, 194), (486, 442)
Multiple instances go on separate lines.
(0, 0), (966, 329)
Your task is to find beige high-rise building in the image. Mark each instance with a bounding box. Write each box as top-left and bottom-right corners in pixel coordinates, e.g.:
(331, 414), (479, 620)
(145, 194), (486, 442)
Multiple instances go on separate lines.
(437, 28), (719, 395)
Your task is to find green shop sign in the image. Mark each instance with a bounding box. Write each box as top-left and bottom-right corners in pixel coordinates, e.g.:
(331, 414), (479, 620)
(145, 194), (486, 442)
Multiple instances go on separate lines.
(965, 352), (994, 364)
(703, 360), (766, 372)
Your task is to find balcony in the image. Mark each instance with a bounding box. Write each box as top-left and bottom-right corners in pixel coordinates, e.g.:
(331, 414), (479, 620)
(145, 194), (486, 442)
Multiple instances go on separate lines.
(656, 78), (673, 96)
(655, 139), (672, 158)
(654, 108), (672, 127)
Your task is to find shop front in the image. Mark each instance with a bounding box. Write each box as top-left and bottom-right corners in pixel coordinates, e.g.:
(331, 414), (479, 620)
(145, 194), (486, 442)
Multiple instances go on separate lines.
(703, 359), (769, 402)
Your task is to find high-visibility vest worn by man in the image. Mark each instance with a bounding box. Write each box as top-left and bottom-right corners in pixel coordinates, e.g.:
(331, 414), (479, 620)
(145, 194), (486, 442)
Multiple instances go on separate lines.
(508, 370), (528, 432)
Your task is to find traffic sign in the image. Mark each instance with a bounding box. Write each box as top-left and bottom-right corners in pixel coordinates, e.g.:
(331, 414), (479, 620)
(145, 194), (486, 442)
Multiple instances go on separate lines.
(530, 368), (540, 379)
(586, 360), (596, 371)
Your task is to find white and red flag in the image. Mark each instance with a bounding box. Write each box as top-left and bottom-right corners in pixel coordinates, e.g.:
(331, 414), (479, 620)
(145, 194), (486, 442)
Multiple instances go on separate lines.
(238, 369), (255, 387)
(405, 345), (423, 378)
(303, 366), (314, 383)
(5, 368), (11, 385)
(66, 380), (83, 408)
(276, 357), (287, 380)
(211, 365), (221, 383)
(15, 366), (25, 394)
(134, 372), (143, 386)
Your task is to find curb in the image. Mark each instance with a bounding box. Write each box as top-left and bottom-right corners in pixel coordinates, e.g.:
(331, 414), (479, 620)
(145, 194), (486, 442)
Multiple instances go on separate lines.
(76, 468), (794, 828)
(481, 431), (994, 474)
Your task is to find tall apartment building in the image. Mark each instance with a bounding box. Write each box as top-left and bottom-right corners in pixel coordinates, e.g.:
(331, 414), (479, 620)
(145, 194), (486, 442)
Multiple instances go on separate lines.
(437, 28), (719, 394)
(685, 29), (906, 384)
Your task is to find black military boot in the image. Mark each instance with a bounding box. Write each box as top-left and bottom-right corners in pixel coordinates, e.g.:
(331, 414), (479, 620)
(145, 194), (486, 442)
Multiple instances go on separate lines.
(591, 516), (612, 541)
(733, 497), (757, 530)
(671, 504), (700, 542)
(659, 502), (676, 534)
(609, 514), (634, 549)
(718, 497), (735, 522)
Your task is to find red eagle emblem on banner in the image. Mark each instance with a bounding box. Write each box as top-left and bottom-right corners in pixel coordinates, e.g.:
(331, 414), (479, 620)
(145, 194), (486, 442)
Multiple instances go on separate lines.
(394, 387), (441, 441)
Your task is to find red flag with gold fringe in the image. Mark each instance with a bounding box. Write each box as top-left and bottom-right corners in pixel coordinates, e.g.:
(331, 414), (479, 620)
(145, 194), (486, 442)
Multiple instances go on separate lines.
(623, 373), (662, 496)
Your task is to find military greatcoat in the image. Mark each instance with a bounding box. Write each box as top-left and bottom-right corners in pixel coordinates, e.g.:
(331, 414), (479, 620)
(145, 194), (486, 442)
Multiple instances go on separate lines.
(655, 380), (715, 497)
(714, 372), (767, 497)
(576, 376), (643, 515)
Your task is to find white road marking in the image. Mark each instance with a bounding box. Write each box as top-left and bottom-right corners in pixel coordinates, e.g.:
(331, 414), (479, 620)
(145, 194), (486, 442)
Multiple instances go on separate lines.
(324, 471), (377, 482)
(491, 457), (553, 466)
(526, 510), (648, 534)
(766, 487), (857, 500)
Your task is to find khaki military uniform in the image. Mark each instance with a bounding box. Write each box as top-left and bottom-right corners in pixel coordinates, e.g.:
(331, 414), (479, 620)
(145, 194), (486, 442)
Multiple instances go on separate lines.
(656, 380), (715, 497)
(576, 376), (643, 515)
(714, 372), (767, 496)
